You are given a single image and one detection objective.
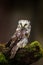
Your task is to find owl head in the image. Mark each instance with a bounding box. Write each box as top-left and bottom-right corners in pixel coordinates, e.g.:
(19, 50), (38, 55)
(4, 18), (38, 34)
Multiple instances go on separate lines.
(17, 20), (31, 28)
(16, 20), (31, 38)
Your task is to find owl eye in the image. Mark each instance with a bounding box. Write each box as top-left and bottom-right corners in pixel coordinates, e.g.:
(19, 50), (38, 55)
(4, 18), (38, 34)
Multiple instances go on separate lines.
(20, 23), (22, 27)
(24, 24), (27, 27)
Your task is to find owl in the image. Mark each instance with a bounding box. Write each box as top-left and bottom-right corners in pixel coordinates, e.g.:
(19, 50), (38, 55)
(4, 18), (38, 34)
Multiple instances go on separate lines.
(6, 20), (31, 59)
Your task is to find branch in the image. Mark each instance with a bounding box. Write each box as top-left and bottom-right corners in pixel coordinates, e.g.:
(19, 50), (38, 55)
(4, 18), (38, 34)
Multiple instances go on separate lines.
(12, 41), (43, 65)
(0, 41), (43, 65)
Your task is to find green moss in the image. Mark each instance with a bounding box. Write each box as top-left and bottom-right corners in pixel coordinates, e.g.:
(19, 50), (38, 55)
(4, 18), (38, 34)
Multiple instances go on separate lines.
(25, 41), (43, 59)
(25, 41), (43, 52)
(0, 52), (8, 63)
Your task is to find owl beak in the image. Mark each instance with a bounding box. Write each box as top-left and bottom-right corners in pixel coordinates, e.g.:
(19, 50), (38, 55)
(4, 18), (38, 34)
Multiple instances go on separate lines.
(21, 27), (25, 30)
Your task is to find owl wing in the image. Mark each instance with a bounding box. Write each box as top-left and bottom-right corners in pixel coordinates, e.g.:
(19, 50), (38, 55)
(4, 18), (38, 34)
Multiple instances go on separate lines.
(10, 38), (28, 59)
(10, 45), (18, 59)
(5, 30), (22, 56)
(9, 31), (22, 49)
(6, 32), (18, 48)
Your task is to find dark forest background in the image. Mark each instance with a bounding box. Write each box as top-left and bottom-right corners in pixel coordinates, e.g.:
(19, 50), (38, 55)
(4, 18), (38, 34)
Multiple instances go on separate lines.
(0, 0), (43, 65)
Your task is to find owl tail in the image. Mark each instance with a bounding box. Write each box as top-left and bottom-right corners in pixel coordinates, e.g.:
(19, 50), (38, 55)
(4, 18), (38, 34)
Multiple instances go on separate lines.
(10, 45), (18, 59)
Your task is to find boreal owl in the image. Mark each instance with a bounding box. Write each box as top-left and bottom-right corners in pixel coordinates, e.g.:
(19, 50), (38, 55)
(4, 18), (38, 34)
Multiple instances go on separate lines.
(6, 20), (31, 59)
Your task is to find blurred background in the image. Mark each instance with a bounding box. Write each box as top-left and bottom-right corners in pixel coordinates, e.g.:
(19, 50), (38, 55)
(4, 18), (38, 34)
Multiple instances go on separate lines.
(0, 0), (43, 65)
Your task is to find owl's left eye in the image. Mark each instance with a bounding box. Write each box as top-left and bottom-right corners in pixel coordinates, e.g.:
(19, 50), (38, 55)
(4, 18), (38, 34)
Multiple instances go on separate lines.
(24, 24), (27, 27)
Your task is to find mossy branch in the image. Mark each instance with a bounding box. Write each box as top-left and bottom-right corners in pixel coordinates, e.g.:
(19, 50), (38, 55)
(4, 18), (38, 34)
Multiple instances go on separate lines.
(13, 41), (43, 65)
(0, 41), (43, 65)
